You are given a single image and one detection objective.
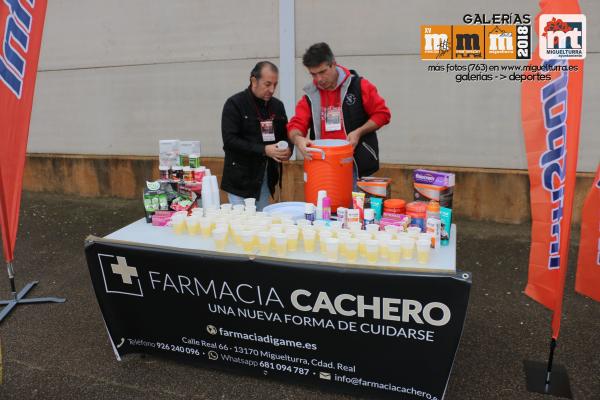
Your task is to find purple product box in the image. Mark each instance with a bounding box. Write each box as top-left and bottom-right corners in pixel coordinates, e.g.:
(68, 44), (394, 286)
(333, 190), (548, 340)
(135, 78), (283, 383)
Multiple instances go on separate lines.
(413, 169), (455, 187)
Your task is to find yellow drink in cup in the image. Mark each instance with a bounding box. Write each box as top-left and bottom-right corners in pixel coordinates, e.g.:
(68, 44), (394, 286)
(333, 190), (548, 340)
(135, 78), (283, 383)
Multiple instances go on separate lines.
(325, 238), (340, 262)
(171, 214), (187, 235)
(417, 239), (431, 264)
(376, 233), (392, 259)
(240, 230), (255, 253)
(257, 232), (271, 254)
(337, 231), (352, 257)
(273, 233), (287, 257)
(388, 240), (402, 263)
(286, 229), (299, 252)
(185, 216), (201, 235)
(319, 231), (333, 254)
(401, 238), (415, 260)
(365, 224), (380, 235)
(357, 233), (372, 258)
(198, 217), (212, 237)
(365, 240), (379, 264)
(345, 238), (359, 263)
(384, 224), (399, 237)
(407, 226), (422, 240)
(212, 228), (228, 251)
(302, 229), (317, 253)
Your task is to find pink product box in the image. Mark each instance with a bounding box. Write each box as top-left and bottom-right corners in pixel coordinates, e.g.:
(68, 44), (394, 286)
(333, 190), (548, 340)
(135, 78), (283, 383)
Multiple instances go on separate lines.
(152, 210), (175, 226)
(155, 210), (176, 217)
(152, 216), (171, 226)
(379, 215), (411, 231)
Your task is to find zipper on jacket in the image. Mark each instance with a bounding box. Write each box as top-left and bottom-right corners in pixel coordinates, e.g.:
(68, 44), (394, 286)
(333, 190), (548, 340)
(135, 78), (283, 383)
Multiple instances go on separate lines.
(362, 142), (378, 161)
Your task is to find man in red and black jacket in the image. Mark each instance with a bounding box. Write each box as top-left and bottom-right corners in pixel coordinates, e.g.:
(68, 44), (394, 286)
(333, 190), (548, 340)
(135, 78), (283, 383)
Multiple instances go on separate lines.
(287, 42), (391, 179)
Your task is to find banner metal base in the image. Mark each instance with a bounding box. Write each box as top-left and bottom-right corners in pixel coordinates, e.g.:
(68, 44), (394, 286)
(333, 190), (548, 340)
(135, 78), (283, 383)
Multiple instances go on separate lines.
(0, 281), (66, 323)
(523, 360), (572, 399)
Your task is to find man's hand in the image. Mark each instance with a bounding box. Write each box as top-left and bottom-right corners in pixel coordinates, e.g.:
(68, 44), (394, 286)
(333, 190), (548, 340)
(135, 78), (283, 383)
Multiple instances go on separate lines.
(346, 129), (363, 148)
(265, 144), (290, 163)
(346, 120), (379, 148)
(279, 147), (292, 161)
(290, 132), (313, 160)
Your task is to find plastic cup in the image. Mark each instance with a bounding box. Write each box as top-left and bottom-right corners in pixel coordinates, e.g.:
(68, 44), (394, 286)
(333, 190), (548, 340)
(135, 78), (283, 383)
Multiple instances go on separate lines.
(345, 238), (359, 262)
(325, 238), (340, 261)
(365, 224), (380, 235)
(244, 198), (256, 208)
(313, 220), (327, 229)
(191, 208), (204, 217)
(198, 217), (213, 237)
(365, 240), (379, 264)
(401, 238), (415, 260)
(357, 233), (372, 257)
(240, 230), (255, 253)
(296, 219), (311, 229)
(244, 205), (257, 216)
(384, 225), (400, 237)
(337, 231), (352, 257)
(279, 213), (293, 222)
(302, 229), (317, 253)
(378, 235), (391, 260)
(348, 221), (363, 234)
(396, 231), (409, 241)
(408, 226), (422, 239)
(257, 231), (271, 254)
(329, 221), (342, 230)
(212, 228), (228, 251)
(388, 240), (402, 263)
(417, 239), (431, 264)
(269, 224), (283, 233)
(286, 228), (299, 252)
(232, 224), (245, 246)
(273, 232), (288, 257)
(171, 214), (187, 235)
(185, 216), (200, 235)
(280, 218), (294, 226)
(419, 233), (434, 248)
(319, 230), (333, 254)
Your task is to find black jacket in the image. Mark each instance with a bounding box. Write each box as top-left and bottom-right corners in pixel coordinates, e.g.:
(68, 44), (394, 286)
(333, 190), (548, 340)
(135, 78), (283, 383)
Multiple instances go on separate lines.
(221, 89), (291, 199)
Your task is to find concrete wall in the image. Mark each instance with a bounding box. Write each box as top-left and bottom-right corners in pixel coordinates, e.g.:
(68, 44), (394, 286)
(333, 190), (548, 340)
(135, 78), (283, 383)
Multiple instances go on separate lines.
(22, 154), (596, 225)
(28, 0), (599, 171)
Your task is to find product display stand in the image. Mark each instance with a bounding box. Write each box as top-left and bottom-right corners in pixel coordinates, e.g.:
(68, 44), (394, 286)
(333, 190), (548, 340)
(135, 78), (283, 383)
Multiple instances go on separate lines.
(0, 262), (66, 323)
(524, 339), (572, 398)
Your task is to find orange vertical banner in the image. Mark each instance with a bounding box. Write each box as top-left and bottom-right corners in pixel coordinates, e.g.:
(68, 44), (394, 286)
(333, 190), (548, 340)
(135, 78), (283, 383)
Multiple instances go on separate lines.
(0, 0), (48, 263)
(521, 0), (585, 339)
(575, 164), (600, 302)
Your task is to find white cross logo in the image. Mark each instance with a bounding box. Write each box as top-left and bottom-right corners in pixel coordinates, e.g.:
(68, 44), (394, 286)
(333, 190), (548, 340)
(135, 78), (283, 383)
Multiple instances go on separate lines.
(110, 256), (138, 284)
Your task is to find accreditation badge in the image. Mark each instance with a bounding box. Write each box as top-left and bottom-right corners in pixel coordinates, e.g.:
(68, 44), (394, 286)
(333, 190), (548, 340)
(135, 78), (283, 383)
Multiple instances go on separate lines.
(260, 119), (275, 142)
(325, 106), (342, 132)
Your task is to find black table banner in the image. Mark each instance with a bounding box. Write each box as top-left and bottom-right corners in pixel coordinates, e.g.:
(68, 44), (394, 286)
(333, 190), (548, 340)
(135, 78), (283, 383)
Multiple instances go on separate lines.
(85, 238), (471, 400)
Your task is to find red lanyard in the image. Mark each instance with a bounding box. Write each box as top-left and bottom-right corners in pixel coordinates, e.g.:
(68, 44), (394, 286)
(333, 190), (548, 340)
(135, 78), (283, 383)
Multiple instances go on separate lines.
(248, 91), (274, 122)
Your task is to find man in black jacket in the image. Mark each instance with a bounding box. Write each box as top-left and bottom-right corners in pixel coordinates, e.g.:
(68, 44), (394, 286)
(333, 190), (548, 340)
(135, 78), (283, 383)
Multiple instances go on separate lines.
(221, 61), (292, 211)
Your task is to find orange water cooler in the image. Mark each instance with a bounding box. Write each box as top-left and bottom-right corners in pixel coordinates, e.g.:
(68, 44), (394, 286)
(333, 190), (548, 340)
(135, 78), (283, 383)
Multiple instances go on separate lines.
(304, 139), (354, 212)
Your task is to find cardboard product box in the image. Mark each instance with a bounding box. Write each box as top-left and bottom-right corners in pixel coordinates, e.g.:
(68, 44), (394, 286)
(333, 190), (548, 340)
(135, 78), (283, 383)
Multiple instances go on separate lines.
(413, 169), (455, 208)
(357, 177), (392, 201)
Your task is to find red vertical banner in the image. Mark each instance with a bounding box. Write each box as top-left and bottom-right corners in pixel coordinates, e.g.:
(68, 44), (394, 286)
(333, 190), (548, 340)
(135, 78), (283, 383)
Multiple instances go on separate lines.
(521, 0), (585, 339)
(575, 164), (600, 302)
(0, 0), (48, 263)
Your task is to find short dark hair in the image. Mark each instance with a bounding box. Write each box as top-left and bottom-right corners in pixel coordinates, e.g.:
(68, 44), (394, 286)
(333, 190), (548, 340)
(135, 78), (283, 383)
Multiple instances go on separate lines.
(302, 42), (335, 68)
(250, 61), (278, 81)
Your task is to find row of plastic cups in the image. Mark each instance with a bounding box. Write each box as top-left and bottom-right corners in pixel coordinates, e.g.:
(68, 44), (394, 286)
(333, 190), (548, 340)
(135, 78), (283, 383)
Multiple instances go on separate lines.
(210, 221), (432, 264)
